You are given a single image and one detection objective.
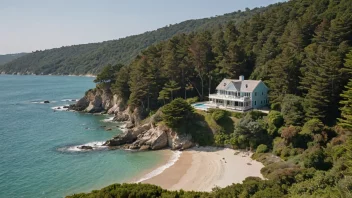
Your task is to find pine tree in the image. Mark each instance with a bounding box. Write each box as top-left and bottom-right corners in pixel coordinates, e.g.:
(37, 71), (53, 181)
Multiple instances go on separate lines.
(158, 89), (170, 105)
(251, 33), (278, 80)
(128, 57), (150, 109)
(268, 22), (303, 103)
(164, 80), (181, 100)
(189, 31), (214, 99)
(300, 45), (330, 121)
(112, 66), (130, 102)
(338, 79), (352, 129)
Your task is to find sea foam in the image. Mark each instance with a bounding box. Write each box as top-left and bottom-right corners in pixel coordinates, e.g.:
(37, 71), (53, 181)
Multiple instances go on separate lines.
(51, 106), (69, 111)
(58, 141), (107, 152)
(136, 150), (182, 182)
(61, 99), (79, 102)
(102, 117), (114, 122)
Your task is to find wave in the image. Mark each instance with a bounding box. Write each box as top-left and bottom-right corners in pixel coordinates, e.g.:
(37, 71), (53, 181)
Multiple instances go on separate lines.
(61, 99), (79, 102)
(102, 117), (115, 122)
(51, 106), (70, 111)
(136, 151), (181, 183)
(58, 141), (107, 152)
(31, 101), (57, 104)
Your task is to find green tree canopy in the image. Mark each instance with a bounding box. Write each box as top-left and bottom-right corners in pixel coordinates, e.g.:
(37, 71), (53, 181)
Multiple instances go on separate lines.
(161, 98), (194, 128)
(338, 79), (352, 130)
(94, 64), (123, 84)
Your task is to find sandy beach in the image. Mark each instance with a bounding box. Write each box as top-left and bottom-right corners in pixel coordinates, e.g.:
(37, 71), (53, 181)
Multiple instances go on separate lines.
(142, 147), (264, 192)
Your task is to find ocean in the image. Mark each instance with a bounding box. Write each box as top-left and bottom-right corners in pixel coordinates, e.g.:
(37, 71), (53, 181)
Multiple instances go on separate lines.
(0, 75), (172, 198)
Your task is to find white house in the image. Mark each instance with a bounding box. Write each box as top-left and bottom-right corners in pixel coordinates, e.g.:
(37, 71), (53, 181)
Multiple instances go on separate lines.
(208, 75), (269, 111)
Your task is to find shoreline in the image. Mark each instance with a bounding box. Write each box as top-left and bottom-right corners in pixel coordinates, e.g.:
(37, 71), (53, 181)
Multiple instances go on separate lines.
(127, 149), (178, 184)
(140, 147), (264, 192)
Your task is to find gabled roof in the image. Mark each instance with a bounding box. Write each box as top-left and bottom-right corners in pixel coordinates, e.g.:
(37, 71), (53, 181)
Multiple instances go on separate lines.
(216, 78), (265, 92)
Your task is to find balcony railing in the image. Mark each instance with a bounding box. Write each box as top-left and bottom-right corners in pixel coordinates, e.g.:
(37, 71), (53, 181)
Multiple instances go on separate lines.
(209, 93), (250, 100)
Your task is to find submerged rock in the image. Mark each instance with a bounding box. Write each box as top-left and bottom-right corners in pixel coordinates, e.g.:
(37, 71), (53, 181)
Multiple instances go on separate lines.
(43, 100), (50, 103)
(78, 145), (93, 150)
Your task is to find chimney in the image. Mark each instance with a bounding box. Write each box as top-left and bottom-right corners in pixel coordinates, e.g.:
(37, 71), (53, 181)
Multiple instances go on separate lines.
(239, 75), (244, 81)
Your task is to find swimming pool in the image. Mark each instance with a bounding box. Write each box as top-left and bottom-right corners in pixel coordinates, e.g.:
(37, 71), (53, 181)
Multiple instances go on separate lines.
(192, 103), (209, 110)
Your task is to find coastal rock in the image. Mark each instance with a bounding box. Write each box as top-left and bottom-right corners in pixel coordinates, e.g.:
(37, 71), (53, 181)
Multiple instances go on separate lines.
(149, 128), (168, 150)
(85, 95), (103, 113)
(164, 126), (193, 150)
(69, 97), (89, 111)
(104, 121), (193, 150)
(113, 112), (129, 122)
(103, 124), (151, 146)
(69, 87), (114, 113)
(129, 126), (168, 150)
(104, 130), (135, 146)
(107, 95), (126, 114)
(131, 124), (151, 137)
(43, 100), (50, 103)
(139, 145), (150, 151)
(126, 122), (135, 129)
(78, 145), (93, 150)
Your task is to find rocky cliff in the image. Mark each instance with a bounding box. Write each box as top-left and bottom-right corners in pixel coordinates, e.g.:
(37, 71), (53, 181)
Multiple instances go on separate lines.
(103, 123), (194, 151)
(69, 84), (146, 125)
(71, 86), (193, 150)
(69, 87), (113, 113)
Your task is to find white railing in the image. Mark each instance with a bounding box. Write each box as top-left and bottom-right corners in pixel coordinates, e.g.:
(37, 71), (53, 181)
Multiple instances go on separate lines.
(209, 94), (250, 100)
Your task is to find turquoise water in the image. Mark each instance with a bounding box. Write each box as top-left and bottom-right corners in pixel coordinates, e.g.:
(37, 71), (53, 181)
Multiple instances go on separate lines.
(192, 103), (208, 110)
(0, 75), (165, 198)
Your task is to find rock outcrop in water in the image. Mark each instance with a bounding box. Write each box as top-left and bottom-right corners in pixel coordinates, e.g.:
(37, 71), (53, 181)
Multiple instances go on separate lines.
(69, 86), (113, 113)
(103, 123), (193, 151)
(69, 86), (144, 125)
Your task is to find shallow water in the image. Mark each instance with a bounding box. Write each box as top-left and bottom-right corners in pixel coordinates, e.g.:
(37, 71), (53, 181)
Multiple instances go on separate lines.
(0, 75), (166, 198)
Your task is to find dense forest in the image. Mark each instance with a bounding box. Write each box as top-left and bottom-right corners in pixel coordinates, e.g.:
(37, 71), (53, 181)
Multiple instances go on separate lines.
(95, 0), (352, 125)
(69, 0), (352, 197)
(0, 53), (26, 66)
(0, 7), (266, 75)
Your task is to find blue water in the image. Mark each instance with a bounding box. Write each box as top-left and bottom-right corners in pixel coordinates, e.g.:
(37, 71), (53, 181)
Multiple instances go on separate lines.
(0, 75), (165, 198)
(192, 103), (208, 110)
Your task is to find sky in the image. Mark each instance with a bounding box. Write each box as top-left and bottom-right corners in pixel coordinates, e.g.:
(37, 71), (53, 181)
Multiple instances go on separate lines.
(0, 0), (284, 54)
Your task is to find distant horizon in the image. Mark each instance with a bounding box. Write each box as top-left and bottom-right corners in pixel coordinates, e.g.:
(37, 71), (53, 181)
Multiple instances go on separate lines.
(1, 0), (285, 54)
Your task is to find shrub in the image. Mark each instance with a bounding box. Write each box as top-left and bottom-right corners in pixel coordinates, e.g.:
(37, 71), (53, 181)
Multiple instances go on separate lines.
(281, 126), (299, 145)
(214, 132), (230, 146)
(256, 144), (269, 153)
(161, 98), (194, 128)
(271, 103), (281, 111)
(300, 119), (324, 136)
(281, 94), (305, 126)
(267, 110), (284, 136)
(212, 109), (227, 122)
(303, 147), (332, 170)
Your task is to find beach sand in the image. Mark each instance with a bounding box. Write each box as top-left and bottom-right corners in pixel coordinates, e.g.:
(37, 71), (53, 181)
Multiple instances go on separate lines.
(142, 147), (264, 192)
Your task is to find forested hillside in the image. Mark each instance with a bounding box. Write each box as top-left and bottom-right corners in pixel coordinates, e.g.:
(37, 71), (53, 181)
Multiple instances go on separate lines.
(71, 0), (352, 196)
(0, 53), (26, 66)
(99, 0), (352, 125)
(0, 7), (267, 75)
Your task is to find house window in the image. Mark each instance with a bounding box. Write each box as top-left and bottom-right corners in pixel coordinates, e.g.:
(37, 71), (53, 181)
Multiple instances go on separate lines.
(246, 84), (248, 88)
(262, 92), (263, 95)
(255, 92), (257, 96)
(261, 101), (262, 104)
(254, 101), (256, 105)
